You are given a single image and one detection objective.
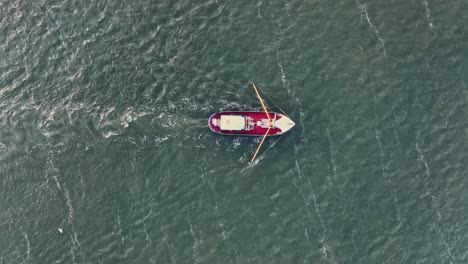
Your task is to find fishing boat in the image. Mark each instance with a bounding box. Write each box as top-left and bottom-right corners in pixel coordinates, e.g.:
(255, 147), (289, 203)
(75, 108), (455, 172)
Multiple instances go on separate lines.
(208, 111), (295, 136)
(208, 83), (295, 162)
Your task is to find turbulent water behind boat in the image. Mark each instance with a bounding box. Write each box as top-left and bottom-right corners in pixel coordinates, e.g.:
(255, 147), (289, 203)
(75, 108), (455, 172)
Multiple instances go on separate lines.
(1, 0), (467, 263)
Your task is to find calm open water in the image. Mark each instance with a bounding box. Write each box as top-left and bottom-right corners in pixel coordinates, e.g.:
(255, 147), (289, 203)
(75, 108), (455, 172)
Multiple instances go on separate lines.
(1, 0), (467, 263)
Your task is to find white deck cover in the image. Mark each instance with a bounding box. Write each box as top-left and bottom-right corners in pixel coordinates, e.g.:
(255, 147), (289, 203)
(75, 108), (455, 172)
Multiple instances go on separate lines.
(220, 115), (245, 130)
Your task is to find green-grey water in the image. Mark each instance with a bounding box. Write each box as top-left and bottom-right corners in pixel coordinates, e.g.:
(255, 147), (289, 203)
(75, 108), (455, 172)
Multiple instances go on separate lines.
(1, 0), (467, 263)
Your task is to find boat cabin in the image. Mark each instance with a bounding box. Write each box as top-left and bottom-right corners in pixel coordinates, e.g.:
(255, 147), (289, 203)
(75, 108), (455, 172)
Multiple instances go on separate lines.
(211, 115), (258, 131)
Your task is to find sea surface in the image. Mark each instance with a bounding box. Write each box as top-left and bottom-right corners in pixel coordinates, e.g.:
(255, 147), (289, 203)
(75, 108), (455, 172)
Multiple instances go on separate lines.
(1, 0), (467, 263)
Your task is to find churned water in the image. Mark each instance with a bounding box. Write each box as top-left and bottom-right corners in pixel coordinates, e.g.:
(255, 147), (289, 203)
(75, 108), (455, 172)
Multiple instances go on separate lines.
(1, 0), (467, 263)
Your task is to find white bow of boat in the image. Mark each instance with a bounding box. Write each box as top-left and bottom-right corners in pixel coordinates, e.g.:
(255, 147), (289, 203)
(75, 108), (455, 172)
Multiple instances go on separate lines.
(274, 115), (295, 133)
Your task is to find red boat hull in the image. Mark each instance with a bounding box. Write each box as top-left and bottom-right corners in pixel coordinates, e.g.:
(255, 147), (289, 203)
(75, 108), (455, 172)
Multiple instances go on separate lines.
(208, 111), (294, 136)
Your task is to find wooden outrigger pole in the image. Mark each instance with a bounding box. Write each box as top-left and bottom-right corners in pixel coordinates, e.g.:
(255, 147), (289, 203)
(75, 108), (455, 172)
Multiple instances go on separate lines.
(250, 126), (271, 163)
(252, 83), (271, 120)
(250, 83), (272, 163)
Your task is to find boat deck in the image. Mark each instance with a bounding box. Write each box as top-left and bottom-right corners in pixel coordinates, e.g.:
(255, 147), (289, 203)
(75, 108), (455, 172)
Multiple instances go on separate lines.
(208, 111), (283, 136)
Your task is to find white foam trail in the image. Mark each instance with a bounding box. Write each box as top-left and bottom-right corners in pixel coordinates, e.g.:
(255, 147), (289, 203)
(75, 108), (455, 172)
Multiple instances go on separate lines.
(392, 116), (401, 147)
(292, 162), (314, 229)
(375, 130), (402, 229)
(415, 132), (430, 196)
(47, 150), (62, 191)
(415, 132), (454, 263)
(161, 227), (176, 264)
(278, 63), (288, 92)
(269, 190), (280, 199)
(48, 151), (83, 263)
(311, 190), (336, 263)
(375, 130), (389, 174)
(350, 230), (358, 258)
(393, 190), (402, 230)
(421, 0), (434, 30)
(68, 237), (77, 264)
(231, 246), (239, 263)
(52, 174), (61, 190)
(310, 191), (327, 236)
(356, 1), (387, 57)
(64, 189), (75, 228)
(359, 46), (367, 61)
(257, 0), (263, 19)
(293, 161), (336, 263)
(143, 223), (152, 246)
(293, 163), (309, 204)
(64, 188), (84, 263)
(80, 176), (85, 201)
(188, 218), (200, 264)
(133, 206), (154, 227)
(276, 49), (295, 102)
(103, 131), (120, 139)
(276, 48), (306, 141)
(116, 213), (125, 246)
(326, 129), (338, 183)
(155, 85), (167, 102)
(100, 107), (153, 138)
(23, 232), (30, 262)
